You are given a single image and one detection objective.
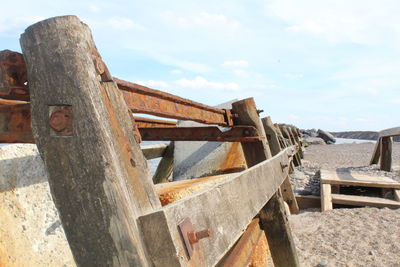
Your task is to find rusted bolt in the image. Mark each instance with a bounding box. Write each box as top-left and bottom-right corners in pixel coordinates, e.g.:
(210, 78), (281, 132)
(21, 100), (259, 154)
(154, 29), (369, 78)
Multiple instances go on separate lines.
(280, 163), (289, 172)
(187, 229), (212, 244)
(49, 110), (71, 132)
(256, 109), (264, 114)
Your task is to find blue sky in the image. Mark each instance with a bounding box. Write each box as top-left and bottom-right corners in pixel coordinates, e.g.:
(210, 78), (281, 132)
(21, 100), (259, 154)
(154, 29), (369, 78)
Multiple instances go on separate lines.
(1, 0), (399, 131)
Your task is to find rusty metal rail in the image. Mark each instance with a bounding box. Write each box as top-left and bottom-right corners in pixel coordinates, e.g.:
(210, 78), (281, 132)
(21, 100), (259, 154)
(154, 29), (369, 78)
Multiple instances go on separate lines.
(0, 50), (235, 126)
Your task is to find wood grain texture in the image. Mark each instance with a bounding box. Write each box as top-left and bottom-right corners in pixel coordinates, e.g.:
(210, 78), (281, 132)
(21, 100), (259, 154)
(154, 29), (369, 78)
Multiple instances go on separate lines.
(369, 137), (381, 165)
(139, 146), (295, 266)
(153, 141), (174, 183)
(380, 136), (392, 171)
(331, 194), (400, 209)
(320, 169), (400, 189)
(20, 16), (160, 266)
(379, 126), (400, 137)
(141, 144), (167, 159)
(321, 183), (333, 211)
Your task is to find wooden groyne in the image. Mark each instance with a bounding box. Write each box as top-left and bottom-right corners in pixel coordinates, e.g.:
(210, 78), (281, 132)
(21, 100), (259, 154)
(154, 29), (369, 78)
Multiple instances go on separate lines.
(0, 16), (305, 266)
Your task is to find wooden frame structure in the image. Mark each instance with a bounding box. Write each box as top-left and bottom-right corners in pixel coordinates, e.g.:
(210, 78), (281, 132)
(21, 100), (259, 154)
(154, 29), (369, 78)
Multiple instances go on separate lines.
(370, 126), (400, 171)
(0, 16), (306, 266)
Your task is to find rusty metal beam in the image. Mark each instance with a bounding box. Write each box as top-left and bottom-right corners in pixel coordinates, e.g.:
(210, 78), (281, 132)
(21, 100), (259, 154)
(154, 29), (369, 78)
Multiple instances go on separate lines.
(0, 50), (234, 126)
(139, 126), (260, 142)
(0, 50), (29, 101)
(0, 103), (34, 143)
(133, 116), (176, 128)
(116, 78), (233, 126)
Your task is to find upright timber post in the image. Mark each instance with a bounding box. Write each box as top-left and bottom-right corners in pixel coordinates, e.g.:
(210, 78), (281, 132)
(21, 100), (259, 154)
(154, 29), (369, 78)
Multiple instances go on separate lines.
(21, 16), (160, 266)
(232, 98), (299, 267)
(380, 136), (392, 171)
(262, 117), (299, 214)
(370, 137), (382, 165)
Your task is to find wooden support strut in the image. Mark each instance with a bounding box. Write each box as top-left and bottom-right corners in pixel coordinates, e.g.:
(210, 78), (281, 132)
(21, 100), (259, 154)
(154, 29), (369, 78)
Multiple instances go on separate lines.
(262, 117), (299, 214)
(231, 98), (299, 267)
(380, 136), (393, 172)
(20, 16), (160, 266)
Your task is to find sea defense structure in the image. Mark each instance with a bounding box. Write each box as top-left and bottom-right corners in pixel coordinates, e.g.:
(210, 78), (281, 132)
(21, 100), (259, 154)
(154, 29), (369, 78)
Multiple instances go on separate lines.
(0, 16), (305, 266)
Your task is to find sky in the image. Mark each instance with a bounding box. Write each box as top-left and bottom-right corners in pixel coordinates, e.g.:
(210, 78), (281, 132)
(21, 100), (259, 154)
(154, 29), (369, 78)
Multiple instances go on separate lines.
(1, 0), (399, 131)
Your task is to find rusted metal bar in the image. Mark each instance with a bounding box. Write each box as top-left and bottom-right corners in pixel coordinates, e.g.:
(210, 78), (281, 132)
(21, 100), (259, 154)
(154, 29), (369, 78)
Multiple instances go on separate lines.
(0, 50), (29, 101)
(0, 50), (235, 126)
(0, 103), (33, 143)
(133, 115), (176, 128)
(139, 126), (260, 142)
(116, 78), (233, 126)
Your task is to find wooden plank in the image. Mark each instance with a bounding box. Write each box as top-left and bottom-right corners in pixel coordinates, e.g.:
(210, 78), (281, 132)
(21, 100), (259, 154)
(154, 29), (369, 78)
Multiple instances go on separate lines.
(218, 218), (264, 266)
(379, 126), (400, 137)
(369, 137), (381, 165)
(155, 173), (231, 206)
(141, 143), (168, 159)
(139, 146), (295, 266)
(331, 194), (400, 209)
(321, 183), (332, 211)
(320, 169), (400, 189)
(20, 16), (160, 266)
(394, 190), (400, 202)
(295, 195), (321, 209)
(232, 98), (299, 267)
(153, 141), (175, 183)
(380, 136), (392, 171)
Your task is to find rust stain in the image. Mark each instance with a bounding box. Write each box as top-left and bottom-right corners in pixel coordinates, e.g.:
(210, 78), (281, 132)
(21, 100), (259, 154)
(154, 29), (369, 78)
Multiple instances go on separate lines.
(219, 142), (247, 174)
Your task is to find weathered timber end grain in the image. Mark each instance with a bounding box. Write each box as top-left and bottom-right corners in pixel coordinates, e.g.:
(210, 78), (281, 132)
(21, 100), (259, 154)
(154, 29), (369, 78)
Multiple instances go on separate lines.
(20, 16), (160, 266)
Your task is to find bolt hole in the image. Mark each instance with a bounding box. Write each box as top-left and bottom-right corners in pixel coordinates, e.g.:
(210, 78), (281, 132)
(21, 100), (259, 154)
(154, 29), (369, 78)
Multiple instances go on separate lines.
(130, 158), (136, 167)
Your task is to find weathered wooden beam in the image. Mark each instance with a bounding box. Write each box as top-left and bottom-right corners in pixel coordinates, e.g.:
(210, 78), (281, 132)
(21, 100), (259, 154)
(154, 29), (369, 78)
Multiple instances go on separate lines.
(380, 136), (392, 171)
(321, 184), (332, 211)
(262, 117), (299, 214)
(218, 218), (264, 266)
(139, 146), (295, 266)
(379, 126), (400, 137)
(370, 137), (381, 165)
(259, 190), (299, 267)
(21, 16), (160, 266)
(153, 141), (175, 184)
(231, 98), (299, 267)
(141, 144), (168, 159)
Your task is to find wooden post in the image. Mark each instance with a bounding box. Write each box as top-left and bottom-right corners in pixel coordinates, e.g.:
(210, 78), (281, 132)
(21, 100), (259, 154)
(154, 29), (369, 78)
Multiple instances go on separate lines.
(380, 136), (393, 171)
(321, 183), (333, 211)
(20, 16), (160, 266)
(262, 117), (299, 214)
(280, 125), (301, 166)
(370, 137), (381, 165)
(153, 141), (174, 183)
(232, 98), (299, 267)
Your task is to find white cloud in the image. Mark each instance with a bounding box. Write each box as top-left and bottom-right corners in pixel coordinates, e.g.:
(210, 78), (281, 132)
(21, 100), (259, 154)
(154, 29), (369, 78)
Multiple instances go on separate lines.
(175, 76), (240, 91)
(88, 4), (100, 13)
(390, 98), (400, 104)
(222, 60), (249, 68)
(170, 69), (183, 75)
(0, 16), (44, 36)
(106, 17), (147, 31)
(266, 0), (400, 45)
(136, 80), (170, 89)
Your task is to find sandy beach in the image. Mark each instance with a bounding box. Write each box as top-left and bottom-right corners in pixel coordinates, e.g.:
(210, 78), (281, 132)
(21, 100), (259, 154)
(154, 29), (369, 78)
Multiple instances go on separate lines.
(290, 142), (400, 267)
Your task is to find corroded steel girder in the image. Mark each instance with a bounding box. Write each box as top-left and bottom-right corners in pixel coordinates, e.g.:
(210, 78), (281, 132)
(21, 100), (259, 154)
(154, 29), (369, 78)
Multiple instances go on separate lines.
(116, 78), (233, 126)
(0, 50), (29, 101)
(0, 50), (235, 126)
(0, 103), (33, 143)
(138, 126), (260, 142)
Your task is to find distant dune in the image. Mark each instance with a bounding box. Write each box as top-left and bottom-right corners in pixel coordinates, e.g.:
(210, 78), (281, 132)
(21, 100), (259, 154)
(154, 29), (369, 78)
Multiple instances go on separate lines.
(332, 131), (400, 142)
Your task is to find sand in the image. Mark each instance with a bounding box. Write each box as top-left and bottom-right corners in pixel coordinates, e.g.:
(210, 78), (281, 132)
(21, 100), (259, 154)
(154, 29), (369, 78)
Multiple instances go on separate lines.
(289, 142), (400, 267)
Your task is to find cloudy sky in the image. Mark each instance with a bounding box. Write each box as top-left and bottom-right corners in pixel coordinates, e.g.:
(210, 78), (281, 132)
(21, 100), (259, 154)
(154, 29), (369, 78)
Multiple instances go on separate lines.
(1, 0), (399, 131)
